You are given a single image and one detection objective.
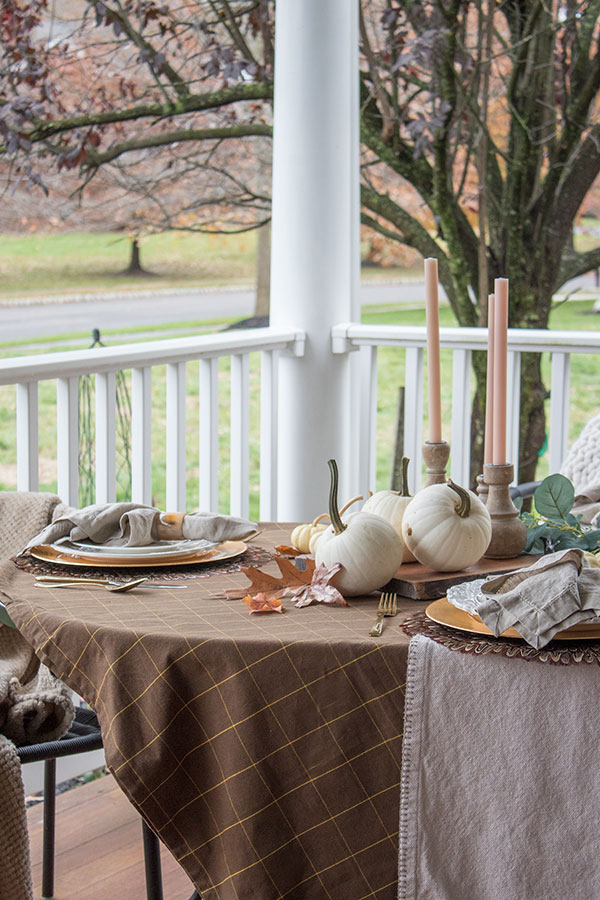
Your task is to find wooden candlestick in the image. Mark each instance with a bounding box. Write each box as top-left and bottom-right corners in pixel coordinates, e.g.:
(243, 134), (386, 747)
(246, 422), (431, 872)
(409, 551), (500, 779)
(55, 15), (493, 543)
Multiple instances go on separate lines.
(483, 463), (527, 559)
(476, 473), (488, 504)
(422, 441), (450, 486)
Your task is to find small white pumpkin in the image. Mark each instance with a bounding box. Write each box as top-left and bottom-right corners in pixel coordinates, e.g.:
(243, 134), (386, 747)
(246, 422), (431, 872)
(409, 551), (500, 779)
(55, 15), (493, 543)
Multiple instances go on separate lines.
(315, 459), (404, 596)
(291, 496), (364, 554)
(362, 457), (414, 562)
(401, 480), (491, 572)
(290, 514), (329, 554)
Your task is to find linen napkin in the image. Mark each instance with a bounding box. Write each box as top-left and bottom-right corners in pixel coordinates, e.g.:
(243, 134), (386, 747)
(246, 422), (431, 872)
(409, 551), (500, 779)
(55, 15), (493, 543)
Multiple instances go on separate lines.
(21, 502), (257, 552)
(476, 548), (600, 648)
(572, 482), (600, 526)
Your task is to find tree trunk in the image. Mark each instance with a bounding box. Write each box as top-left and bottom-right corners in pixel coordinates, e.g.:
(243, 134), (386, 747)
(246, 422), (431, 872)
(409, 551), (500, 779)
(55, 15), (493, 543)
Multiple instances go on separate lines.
(469, 350), (488, 488)
(517, 353), (548, 483)
(125, 237), (144, 274)
(255, 222), (271, 318)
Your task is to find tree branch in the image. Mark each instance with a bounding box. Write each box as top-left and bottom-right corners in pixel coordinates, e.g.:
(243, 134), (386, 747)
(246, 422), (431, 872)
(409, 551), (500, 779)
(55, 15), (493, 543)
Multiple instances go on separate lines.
(361, 186), (457, 309)
(10, 83), (273, 148)
(557, 246), (600, 288)
(83, 124), (272, 167)
(89, 0), (188, 99)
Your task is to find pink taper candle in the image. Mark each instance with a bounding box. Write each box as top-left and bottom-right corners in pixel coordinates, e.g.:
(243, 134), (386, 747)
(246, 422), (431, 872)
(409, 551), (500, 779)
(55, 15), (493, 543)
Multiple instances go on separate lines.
(424, 257), (442, 443)
(484, 293), (495, 466)
(492, 278), (508, 465)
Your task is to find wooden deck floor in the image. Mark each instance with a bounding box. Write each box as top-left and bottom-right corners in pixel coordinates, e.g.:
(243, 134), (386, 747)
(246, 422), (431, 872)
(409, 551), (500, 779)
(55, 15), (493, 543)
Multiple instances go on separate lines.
(26, 773), (196, 899)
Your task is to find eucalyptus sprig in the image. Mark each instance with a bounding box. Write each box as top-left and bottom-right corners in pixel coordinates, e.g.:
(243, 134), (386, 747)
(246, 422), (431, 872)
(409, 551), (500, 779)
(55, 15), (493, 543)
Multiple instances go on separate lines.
(518, 474), (600, 554)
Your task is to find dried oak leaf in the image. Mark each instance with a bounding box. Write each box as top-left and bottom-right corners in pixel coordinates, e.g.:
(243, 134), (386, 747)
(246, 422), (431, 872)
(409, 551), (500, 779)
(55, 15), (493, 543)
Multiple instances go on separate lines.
(295, 562), (348, 608)
(275, 544), (303, 557)
(241, 593), (284, 614)
(225, 555), (316, 602)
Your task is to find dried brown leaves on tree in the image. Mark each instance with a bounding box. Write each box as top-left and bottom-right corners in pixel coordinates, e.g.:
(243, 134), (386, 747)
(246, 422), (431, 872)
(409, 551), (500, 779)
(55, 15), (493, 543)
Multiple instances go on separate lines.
(3, 0), (600, 481)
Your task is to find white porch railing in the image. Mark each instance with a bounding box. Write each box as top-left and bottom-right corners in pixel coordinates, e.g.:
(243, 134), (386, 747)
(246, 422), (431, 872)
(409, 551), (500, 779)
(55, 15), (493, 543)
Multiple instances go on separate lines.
(0, 327), (305, 519)
(0, 323), (598, 515)
(332, 324), (600, 495)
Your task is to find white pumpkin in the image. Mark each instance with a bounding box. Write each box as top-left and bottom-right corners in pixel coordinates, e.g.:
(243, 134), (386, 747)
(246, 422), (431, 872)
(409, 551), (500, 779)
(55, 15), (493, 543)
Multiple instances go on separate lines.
(308, 494), (363, 556)
(401, 480), (492, 572)
(362, 457), (414, 562)
(315, 460), (404, 596)
(290, 514), (329, 554)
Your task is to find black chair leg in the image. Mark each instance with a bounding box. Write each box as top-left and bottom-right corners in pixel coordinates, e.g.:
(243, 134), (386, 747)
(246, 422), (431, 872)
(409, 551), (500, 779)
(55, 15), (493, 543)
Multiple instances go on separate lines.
(42, 757), (57, 900)
(142, 819), (164, 900)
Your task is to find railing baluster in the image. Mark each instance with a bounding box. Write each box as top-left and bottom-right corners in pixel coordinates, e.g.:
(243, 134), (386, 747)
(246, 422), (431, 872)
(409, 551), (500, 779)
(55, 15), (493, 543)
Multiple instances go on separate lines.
(16, 382), (39, 492)
(358, 345), (378, 495)
(57, 376), (79, 506)
(95, 372), (116, 504)
(506, 351), (521, 483)
(131, 367), (152, 505)
(199, 357), (219, 513)
(549, 351), (571, 474)
(450, 349), (472, 486)
(260, 350), (279, 520)
(404, 347), (424, 493)
(166, 361), (187, 512)
(230, 353), (250, 518)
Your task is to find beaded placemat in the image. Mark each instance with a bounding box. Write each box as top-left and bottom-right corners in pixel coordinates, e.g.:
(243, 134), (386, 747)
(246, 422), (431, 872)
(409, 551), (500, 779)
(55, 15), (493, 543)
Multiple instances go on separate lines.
(401, 610), (600, 666)
(13, 544), (274, 582)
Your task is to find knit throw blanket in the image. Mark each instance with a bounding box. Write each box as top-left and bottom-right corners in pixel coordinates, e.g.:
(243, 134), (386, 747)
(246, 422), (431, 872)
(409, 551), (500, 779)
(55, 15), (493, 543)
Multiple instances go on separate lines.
(0, 491), (73, 900)
(0, 626), (74, 900)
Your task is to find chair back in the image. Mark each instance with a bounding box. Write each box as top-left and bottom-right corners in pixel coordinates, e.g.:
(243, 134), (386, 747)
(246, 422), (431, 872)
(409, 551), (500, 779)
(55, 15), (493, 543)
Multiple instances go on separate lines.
(0, 492), (62, 560)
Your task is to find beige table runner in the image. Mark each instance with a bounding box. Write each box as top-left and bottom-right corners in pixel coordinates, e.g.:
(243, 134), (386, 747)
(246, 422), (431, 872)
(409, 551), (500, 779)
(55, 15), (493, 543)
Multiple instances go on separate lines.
(1, 524), (414, 900)
(399, 634), (600, 900)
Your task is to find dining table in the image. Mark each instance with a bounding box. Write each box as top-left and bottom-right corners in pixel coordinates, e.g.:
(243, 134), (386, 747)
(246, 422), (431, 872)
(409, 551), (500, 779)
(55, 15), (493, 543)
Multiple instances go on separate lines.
(0, 523), (418, 900)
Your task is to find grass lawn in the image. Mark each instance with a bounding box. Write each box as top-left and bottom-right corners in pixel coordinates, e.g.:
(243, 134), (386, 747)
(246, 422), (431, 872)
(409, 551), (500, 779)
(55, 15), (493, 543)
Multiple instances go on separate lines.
(0, 231), (259, 296)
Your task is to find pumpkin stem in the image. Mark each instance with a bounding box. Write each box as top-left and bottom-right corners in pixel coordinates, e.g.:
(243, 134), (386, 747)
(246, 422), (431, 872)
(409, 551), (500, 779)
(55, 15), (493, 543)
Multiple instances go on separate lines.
(327, 459), (347, 535)
(311, 512), (330, 526)
(447, 479), (471, 518)
(401, 457), (411, 497)
(339, 494), (363, 515)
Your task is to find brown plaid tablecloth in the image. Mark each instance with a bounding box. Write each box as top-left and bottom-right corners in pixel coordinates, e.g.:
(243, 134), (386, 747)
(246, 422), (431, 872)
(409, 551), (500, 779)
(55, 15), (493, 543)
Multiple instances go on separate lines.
(1, 524), (418, 900)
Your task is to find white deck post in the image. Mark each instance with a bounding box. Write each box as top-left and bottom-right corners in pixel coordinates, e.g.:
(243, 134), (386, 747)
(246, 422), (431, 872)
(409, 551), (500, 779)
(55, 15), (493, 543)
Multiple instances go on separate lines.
(270, 0), (358, 520)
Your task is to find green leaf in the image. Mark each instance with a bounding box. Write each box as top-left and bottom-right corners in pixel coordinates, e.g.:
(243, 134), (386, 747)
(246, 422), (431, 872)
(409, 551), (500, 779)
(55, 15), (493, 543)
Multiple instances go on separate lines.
(524, 524), (549, 553)
(550, 532), (584, 550)
(533, 474), (575, 520)
(513, 496), (523, 511)
(581, 530), (600, 552)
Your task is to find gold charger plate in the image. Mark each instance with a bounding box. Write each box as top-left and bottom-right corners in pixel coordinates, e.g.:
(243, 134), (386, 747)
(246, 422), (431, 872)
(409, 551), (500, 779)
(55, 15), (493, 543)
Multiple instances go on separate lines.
(30, 540), (247, 569)
(425, 597), (600, 642)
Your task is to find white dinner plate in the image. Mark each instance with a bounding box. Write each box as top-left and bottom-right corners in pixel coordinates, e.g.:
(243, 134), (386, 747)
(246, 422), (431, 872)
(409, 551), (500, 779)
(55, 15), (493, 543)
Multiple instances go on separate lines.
(30, 540), (247, 569)
(53, 538), (215, 560)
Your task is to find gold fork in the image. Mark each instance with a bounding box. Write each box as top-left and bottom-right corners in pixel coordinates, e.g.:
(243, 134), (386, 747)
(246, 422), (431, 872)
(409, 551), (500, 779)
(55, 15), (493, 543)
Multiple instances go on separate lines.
(369, 592), (398, 637)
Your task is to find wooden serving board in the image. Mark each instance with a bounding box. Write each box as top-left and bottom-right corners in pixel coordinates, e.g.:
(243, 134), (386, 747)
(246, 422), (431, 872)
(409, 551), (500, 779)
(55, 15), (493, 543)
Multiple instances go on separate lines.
(385, 554), (541, 600)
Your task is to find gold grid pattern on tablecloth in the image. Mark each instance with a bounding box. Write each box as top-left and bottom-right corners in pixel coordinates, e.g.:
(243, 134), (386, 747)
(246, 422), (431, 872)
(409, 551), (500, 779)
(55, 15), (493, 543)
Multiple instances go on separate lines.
(1, 524), (414, 900)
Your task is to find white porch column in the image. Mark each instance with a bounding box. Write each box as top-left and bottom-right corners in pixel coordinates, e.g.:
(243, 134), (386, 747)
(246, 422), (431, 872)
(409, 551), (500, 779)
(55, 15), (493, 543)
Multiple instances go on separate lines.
(270, 0), (358, 520)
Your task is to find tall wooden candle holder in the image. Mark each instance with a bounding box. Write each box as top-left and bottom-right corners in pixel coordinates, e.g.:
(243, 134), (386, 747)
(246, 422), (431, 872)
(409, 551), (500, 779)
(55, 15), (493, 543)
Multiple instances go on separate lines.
(483, 463), (527, 559)
(422, 441), (450, 486)
(476, 473), (488, 504)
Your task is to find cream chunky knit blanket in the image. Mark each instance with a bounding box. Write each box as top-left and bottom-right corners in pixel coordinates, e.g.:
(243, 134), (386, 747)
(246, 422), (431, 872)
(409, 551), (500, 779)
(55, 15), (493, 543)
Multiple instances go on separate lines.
(560, 414), (600, 493)
(0, 491), (74, 900)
